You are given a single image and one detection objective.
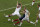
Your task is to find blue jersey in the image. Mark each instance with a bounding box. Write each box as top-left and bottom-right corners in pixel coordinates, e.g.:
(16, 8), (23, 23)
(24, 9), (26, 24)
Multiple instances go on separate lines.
(19, 14), (25, 21)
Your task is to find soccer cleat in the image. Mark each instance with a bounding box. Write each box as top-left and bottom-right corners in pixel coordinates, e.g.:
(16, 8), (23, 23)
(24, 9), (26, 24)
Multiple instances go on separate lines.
(4, 13), (9, 17)
(4, 14), (9, 17)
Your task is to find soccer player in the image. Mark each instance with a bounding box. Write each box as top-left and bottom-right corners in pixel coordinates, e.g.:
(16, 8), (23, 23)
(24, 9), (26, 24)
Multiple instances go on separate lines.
(35, 5), (40, 26)
(18, 7), (35, 26)
(4, 1), (22, 17)
(32, 0), (35, 6)
(12, 7), (35, 26)
(35, 5), (40, 23)
(35, 12), (40, 24)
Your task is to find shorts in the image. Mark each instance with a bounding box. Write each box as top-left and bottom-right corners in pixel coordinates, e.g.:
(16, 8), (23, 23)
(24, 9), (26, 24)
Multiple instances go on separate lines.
(12, 12), (21, 17)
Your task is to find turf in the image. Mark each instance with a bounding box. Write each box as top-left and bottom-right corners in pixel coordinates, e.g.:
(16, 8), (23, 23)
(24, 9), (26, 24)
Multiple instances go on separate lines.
(0, 0), (40, 27)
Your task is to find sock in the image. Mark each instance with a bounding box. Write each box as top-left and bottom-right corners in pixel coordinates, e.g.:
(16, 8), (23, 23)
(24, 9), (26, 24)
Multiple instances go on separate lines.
(30, 21), (34, 24)
(5, 15), (11, 17)
(36, 18), (39, 23)
(14, 19), (19, 22)
(15, 21), (20, 24)
(32, 1), (35, 6)
(19, 22), (22, 26)
(36, 20), (38, 23)
(5, 15), (9, 17)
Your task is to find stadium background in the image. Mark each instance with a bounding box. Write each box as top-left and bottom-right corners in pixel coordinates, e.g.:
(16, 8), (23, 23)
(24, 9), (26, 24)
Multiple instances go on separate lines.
(0, 0), (40, 27)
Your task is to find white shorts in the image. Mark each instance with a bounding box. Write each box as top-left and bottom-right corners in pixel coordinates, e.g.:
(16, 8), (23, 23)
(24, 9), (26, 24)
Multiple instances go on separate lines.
(22, 17), (29, 21)
(39, 7), (40, 10)
(12, 12), (21, 17)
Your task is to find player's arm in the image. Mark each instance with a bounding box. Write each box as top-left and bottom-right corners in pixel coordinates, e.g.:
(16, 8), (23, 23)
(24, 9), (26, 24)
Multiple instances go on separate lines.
(20, 2), (22, 8)
(17, 1), (18, 7)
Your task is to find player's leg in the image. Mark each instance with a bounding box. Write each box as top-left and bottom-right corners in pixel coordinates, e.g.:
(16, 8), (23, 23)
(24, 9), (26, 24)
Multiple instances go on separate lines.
(18, 21), (23, 26)
(14, 14), (25, 26)
(18, 17), (25, 26)
(14, 18), (23, 25)
(13, 16), (23, 25)
(18, 18), (25, 26)
(14, 21), (20, 25)
(13, 19), (22, 25)
(26, 18), (35, 24)
(35, 17), (39, 23)
(12, 15), (22, 22)
(34, 17), (39, 26)
(4, 14), (12, 17)
(17, 13), (21, 17)
(4, 12), (16, 17)
(32, 0), (35, 6)
(12, 19), (19, 22)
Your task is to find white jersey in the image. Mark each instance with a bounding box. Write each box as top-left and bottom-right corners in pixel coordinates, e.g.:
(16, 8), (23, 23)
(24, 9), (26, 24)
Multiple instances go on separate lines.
(38, 13), (40, 18)
(22, 9), (29, 21)
(39, 7), (40, 10)
(15, 7), (21, 12)
(25, 10), (29, 18)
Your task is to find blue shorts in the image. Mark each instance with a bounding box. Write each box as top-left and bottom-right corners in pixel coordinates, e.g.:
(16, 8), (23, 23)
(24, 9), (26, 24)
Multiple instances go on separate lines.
(19, 14), (25, 21)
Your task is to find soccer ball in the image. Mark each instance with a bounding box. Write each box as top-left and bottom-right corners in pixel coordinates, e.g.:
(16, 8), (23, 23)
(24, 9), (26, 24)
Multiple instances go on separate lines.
(8, 18), (11, 21)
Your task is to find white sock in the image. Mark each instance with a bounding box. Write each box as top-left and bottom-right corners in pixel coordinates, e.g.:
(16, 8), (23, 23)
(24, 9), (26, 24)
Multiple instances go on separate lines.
(39, 7), (40, 10)
(30, 21), (34, 24)
(36, 20), (38, 23)
(32, 2), (35, 6)
(19, 22), (22, 26)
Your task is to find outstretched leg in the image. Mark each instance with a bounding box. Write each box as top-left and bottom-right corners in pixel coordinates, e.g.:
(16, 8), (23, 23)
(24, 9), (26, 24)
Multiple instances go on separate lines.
(12, 19), (19, 22)
(35, 17), (39, 23)
(14, 21), (20, 25)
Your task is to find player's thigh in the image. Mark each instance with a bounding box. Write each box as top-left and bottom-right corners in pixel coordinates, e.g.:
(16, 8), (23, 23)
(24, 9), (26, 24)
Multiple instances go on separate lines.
(11, 12), (16, 16)
(17, 13), (21, 17)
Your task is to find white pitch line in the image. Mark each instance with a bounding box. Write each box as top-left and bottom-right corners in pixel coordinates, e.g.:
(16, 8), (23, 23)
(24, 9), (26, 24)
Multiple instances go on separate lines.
(0, 1), (40, 12)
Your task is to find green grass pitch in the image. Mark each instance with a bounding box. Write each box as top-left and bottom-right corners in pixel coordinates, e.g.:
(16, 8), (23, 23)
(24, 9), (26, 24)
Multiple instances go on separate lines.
(0, 0), (40, 27)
